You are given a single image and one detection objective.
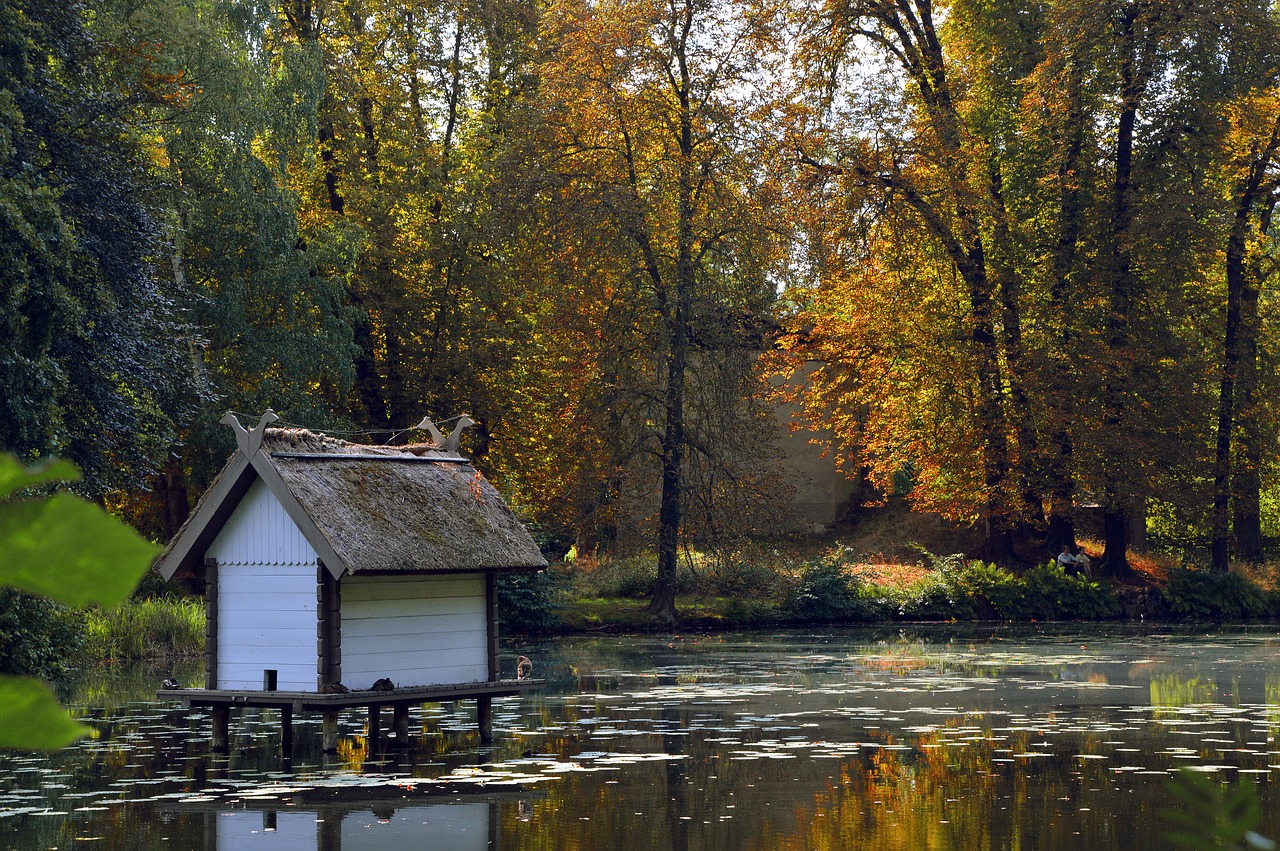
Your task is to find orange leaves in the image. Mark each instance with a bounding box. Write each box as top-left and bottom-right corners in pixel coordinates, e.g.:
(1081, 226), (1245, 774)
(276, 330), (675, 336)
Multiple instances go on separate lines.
(108, 39), (200, 110)
(772, 222), (990, 521)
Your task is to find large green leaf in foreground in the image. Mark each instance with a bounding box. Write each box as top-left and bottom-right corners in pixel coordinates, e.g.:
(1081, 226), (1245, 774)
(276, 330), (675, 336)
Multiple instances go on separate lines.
(0, 676), (90, 750)
(0, 454), (160, 750)
(0, 456), (81, 499)
(0, 460), (160, 608)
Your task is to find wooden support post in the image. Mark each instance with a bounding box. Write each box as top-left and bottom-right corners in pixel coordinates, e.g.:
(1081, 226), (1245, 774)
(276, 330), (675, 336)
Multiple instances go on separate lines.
(203, 812), (218, 851)
(477, 697), (493, 744)
(481, 569), (497, 746)
(281, 705), (293, 754)
(318, 810), (341, 851)
(322, 711), (339, 753)
(204, 560), (218, 690)
(211, 704), (231, 752)
(485, 570), (499, 682)
(393, 704), (410, 746)
(316, 565), (341, 690)
(368, 704), (382, 751)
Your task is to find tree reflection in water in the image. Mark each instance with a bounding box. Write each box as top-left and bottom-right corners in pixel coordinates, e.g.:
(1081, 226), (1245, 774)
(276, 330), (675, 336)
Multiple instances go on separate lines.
(5, 626), (1280, 850)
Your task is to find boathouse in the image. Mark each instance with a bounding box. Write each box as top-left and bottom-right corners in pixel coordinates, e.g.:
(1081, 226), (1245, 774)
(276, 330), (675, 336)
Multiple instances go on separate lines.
(154, 411), (547, 750)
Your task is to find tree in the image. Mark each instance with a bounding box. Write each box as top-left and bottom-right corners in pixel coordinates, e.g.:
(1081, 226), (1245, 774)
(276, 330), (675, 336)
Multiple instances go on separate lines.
(1212, 86), (1280, 570)
(784, 0), (1280, 575)
(0, 0), (194, 495)
(534, 0), (782, 622)
(789, 0), (1024, 560)
(272, 0), (544, 446)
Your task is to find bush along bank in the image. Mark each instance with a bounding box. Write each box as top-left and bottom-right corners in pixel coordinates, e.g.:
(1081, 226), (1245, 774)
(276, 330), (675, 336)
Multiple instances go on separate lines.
(784, 554), (1124, 624)
(515, 549), (1280, 633)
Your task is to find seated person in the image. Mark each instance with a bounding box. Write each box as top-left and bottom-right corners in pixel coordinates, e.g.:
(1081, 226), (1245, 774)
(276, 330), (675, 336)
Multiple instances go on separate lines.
(1057, 544), (1091, 577)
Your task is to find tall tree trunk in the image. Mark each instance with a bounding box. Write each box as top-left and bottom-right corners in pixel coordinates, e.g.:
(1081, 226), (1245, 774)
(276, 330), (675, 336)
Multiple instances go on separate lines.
(1098, 7), (1147, 578)
(159, 456), (190, 540)
(283, 5), (389, 427)
(890, 1), (1018, 563)
(1231, 198), (1269, 562)
(1222, 131), (1280, 566)
(1043, 61), (1086, 554)
(648, 7), (695, 625)
(988, 161), (1045, 538)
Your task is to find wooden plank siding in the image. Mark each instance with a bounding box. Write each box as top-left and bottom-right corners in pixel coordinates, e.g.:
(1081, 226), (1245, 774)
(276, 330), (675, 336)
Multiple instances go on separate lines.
(207, 478), (317, 566)
(216, 563), (317, 690)
(340, 574), (487, 689)
(206, 480), (319, 691)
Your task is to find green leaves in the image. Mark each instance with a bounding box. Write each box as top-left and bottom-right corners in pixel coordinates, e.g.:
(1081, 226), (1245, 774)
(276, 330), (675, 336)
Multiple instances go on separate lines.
(0, 492), (162, 607)
(1165, 768), (1273, 851)
(0, 456), (161, 608)
(0, 456), (80, 498)
(0, 454), (159, 750)
(0, 677), (89, 750)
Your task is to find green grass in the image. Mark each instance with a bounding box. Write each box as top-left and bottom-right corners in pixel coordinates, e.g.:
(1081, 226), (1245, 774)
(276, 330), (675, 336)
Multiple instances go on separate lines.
(559, 595), (783, 631)
(82, 597), (205, 661)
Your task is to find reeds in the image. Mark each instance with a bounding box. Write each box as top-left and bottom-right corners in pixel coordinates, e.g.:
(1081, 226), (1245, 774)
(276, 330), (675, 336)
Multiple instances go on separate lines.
(82, 597), (205, 661)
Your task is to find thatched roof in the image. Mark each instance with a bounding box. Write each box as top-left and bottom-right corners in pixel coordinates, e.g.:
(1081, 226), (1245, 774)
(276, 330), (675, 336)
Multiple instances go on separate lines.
(156, 425), (547, 580)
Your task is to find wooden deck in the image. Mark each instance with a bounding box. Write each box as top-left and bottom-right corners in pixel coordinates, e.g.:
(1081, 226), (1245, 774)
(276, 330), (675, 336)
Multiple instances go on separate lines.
(156, 678), (542, 710)
(156, 679), (544, 751)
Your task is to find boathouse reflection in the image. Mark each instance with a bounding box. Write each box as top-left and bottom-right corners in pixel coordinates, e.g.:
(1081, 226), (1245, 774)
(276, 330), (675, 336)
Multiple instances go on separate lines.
(187, 800), (497, 850)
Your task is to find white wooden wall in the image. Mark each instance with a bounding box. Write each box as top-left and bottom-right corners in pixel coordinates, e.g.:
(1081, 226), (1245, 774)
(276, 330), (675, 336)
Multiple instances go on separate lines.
(208, 479), (318, 691)
(217, 811), (316, 850)
(341, 802), (489, 849)
(214, 804), (489, 850)
(341, 574), (488, 690)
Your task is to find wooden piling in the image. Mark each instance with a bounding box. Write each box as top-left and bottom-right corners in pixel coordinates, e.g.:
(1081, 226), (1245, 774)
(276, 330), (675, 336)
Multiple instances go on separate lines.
(393, 704), (410, 746)
(281, 705), (293, 753)
(477, 696), (493, 743)
(368, 704), (381, 751)
(322, 711), (339, 752)
(211, 704), (230, 751)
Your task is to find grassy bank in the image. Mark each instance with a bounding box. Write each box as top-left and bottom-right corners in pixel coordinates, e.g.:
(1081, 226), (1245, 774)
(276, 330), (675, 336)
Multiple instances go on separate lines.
(40, 541), (1280, 665)
(82, 597), (205, 662)
(503, 538), (1280, 633)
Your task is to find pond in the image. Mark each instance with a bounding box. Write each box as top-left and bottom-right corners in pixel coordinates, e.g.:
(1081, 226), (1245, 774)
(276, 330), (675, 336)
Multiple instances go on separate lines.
(4, 624), (1280, 849)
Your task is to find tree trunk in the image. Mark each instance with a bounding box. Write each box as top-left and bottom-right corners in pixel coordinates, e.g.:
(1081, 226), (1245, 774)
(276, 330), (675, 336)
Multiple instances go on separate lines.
(159, 456), (190, 541)
(959, 247), (1018, 564)
(988, 161), (1044, 535)
(1099, 8), (1147, 575)
(1211, 116), (1278, 571)
(1042, 61), (1086, 554)
(1232, 218), (1264, 563)
(647, 4), (696, 625)
(1099, 506), (1132, 578)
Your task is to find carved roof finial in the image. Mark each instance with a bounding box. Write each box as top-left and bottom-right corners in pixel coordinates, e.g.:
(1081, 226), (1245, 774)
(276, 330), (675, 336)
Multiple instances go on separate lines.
(414, 414), (475, 455)
(220, 410), (279, 458)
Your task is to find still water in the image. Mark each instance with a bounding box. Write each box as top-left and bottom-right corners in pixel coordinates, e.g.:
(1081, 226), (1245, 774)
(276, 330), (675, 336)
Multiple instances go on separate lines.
(4, 624), (1280, 850)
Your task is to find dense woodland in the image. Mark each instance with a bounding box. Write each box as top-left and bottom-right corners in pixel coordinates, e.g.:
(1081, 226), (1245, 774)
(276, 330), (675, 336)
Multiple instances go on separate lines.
(3, 0), (1280, 623)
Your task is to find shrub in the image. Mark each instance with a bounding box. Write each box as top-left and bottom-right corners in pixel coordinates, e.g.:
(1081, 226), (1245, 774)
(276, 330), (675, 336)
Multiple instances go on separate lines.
(891, 572), (976, 621)
(1163, 568), (1267, 620)
(785, 556), (867, 622)
(569, 553), (707, 599)
(695, 556), (787, 599)
(1021, 563), (1120, 620)
(572, 554), (658, 598)
(82, 597), (205, 661)
(498, 569), (566, 633)
(948, 561), (1029, 620)
(0, 588), (84, 679)
(720, 596), (782, 626)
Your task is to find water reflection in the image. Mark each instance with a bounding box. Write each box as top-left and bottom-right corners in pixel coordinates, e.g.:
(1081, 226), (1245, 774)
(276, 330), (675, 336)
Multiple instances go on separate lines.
(191, 800), (495, 850)
(4, 625), (1280, 849)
